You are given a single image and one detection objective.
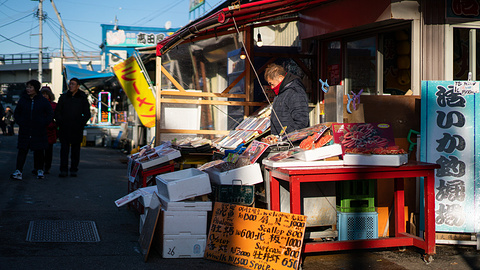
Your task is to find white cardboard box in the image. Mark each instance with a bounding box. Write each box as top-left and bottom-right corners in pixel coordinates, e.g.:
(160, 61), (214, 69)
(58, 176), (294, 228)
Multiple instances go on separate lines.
(140, 148), (181, 169)
(162, 210), (208, 235)
(343, 153), (408, 166)
(157, 192), (212, 211)
(293, 144), (343, 161)
(161, 234), (206, 258)
(115, 186), (157, 207)
(156, 168), (211, 202)
(205, 162), (263, 185)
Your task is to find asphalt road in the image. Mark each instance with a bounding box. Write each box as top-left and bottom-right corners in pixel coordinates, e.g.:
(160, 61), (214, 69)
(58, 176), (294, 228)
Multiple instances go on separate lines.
(0, 131), (479, 270)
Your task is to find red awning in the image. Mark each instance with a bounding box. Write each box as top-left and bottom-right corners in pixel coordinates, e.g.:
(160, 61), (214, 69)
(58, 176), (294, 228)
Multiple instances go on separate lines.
(156, 0), (331, 56)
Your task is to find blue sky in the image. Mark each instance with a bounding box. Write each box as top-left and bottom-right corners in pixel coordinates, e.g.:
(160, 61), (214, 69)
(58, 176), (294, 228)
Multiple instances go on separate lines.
(0, 0), (209, 55)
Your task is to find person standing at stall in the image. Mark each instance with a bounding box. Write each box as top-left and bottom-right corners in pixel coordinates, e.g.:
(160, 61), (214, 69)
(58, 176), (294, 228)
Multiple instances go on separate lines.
(264, 63), (309, 136)
(0, 102), (6, 135)
(40, 86), (57, 174)
(10, 80), (53, 180)
(55, 78), (91, 177)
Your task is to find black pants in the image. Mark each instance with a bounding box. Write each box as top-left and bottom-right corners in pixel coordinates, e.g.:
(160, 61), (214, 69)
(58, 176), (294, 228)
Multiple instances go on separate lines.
(16, 148), (45, 172)
(44, 143), (54, 172)
(60, 141), (81, 173)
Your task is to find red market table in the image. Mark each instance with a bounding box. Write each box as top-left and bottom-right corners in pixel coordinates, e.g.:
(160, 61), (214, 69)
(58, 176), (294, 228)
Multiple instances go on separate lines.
(266, 161), (440, 260)
(127, 161), (175, 213)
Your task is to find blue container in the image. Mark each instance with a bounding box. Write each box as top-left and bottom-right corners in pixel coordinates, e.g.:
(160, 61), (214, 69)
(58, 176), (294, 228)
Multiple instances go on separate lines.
(337, 211), (378, 241)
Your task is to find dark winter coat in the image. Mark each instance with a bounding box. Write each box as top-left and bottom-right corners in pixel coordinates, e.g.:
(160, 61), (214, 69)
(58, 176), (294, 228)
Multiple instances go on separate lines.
(55, 90), (91, 144)
(14, 92), (53, 150)
(270, 73), (309, 135)
(46, 102), (57, 144)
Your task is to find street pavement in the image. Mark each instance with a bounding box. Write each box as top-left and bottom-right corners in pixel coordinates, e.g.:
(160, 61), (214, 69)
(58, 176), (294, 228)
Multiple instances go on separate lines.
(1, 130), (479, 270)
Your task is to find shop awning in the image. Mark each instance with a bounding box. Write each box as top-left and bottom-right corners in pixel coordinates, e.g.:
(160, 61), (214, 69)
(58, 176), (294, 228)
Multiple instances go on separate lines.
(156, 0), (331, 56)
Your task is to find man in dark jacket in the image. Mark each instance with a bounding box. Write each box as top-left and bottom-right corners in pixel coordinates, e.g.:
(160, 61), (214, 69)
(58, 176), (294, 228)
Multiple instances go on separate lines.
(55, 78), (91, 177)
(10, 79), (53, 180)
(264, 63), (309, 136)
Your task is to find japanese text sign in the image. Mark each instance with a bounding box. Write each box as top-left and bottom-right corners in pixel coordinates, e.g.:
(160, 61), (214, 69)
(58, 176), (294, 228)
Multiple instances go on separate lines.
(205, 202), (306, 270)
(421, 81), (479, 233)
(113, 56), (155, 127)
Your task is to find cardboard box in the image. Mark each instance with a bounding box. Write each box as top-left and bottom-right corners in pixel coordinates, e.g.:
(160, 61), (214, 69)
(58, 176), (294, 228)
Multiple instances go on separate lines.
(140, 148), (181, 169)
(115, 186), (157, 207)
(205, 162), (263, 185)
(157, 192), (212, 211)
(161, 234), (206, 258)
(293, 144), (343, 161)
(162, 210), (208, 235)
(343, 153), (408, 166)
(156, 168), (211, 202)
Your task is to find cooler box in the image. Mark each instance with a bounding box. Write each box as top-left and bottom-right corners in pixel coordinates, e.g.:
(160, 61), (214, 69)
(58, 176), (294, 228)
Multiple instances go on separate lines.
(156, 168), (211, 202)
(337, 211), (378, 241)
(157, 192), (212, 211)
(161, 234), (206, 258)
(161, 210), (208, 235)
(205, 163), (263, 185)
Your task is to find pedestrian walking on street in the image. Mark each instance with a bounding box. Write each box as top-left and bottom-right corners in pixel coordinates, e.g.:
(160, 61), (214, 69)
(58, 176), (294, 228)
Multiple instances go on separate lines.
(5, 106), (15, 136)
(40, 86), (57, 174)
(55, 78), (91, 177)
(10, 80), (53, 180)
(0, 102), (6, 135)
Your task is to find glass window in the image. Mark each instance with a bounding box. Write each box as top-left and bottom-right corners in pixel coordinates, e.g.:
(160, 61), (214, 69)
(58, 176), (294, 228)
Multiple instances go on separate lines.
(345, 37), (376, 94)
(326, 41), (341, 85)
(453, 28), (470, 80)
(382, 29), (412, 95)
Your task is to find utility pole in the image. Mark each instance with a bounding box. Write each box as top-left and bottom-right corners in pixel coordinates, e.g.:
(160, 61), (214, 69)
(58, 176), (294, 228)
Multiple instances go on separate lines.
(50, 0), (82, 68)
(38, 0), (43, 83)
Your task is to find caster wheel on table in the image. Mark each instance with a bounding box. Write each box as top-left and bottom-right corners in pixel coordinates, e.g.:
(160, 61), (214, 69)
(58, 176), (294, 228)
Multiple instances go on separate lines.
(398, 246), (406, 252)
(423, 254), (434, 264)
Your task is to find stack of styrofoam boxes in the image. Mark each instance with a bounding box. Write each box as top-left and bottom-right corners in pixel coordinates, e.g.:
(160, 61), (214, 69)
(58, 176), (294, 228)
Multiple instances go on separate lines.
(336, 179), (378, 241)
(155, 168), (212, 258)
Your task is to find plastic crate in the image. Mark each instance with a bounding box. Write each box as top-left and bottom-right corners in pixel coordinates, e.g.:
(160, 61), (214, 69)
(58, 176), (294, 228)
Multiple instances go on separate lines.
(212, 180), (255, 206)
(336, 180), (375, 212)
(337, 211), (378, 241)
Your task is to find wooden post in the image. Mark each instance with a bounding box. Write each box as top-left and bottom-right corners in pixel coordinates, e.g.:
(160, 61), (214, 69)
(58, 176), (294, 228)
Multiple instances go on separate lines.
(155, 55), (162, 146)
(244, 26), (254, 116)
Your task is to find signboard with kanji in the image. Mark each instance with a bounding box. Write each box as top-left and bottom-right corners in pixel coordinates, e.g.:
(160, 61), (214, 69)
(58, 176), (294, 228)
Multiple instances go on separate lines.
(113, 56), (156, 128)
(421, 80), (480, 233)
(205, 202), (306, 270)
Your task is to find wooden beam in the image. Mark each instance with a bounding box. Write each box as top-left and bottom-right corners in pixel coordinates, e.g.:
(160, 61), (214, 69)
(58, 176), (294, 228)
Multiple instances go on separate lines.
(160, 98), (266, 106)
(158, 129), (229, 135)
(292, 56), (313, 79)
(160, 91), (247, 99)
(161, 65), (186, 92)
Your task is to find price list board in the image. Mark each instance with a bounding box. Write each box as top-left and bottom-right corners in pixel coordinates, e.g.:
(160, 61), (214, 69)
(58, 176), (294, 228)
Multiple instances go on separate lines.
(205, 202), (306, 270)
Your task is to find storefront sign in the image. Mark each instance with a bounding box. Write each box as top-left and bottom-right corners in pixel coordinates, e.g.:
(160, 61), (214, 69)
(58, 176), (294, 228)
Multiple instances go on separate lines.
(113, 56), (155, 128)
(205, 202), (306, 270)
(421, 81), (479, 233)
(106, 29), (172, 47)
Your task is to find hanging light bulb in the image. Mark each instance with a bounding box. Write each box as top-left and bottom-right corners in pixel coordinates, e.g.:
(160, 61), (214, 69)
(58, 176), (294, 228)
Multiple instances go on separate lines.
(257, 33), (263, 47)
(240, 48), (246, 60)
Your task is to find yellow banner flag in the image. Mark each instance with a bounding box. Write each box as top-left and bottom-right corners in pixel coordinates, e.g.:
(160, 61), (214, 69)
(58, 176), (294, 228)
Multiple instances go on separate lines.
(113, 56), (155, 128)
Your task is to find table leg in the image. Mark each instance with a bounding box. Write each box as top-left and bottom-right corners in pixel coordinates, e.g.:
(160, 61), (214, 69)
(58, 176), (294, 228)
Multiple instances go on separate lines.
(424, 172), (436, 255)
(290, 176), (301, 215)
(270, 173), (280, 211)
(394, 178), (405, 236)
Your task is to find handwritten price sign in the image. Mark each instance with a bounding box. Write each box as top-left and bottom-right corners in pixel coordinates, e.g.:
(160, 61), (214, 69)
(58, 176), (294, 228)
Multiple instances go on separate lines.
(205, 202), (306, 270)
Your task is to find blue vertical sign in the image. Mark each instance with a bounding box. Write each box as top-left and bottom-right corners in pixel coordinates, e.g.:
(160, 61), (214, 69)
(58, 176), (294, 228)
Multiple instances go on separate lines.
(421, 81), (480, 233)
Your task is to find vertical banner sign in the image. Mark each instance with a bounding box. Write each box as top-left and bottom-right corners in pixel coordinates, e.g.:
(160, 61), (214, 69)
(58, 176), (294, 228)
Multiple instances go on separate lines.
(205, 202), (306, 270)
(113, 56), (155, 128)
(421, 81), (480, 233)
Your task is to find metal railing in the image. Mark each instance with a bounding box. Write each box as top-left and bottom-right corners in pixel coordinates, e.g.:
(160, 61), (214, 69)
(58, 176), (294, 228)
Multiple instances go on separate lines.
(0, 53), (51, 65)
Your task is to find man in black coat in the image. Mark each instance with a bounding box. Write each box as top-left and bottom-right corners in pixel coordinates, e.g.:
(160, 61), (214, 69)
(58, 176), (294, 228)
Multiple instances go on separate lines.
(10, 79), (53, 180)
(264, 63), (309, 136)
(55, 78), (91, 177)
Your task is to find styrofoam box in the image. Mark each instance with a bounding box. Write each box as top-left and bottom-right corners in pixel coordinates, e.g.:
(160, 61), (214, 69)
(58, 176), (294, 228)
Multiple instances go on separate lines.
(156, 168), (211, 202)
(206, 162), (263, 185)
(139, 213), (146, 234)
(162, 209), (208, 235)
(343, 153), (408, 166)
(294, 144), (343, 161)
(140, 149), (181, 169)
(161, 234), (206, 258)
(157, 192), (212, 211)
(139, 192), (161, 209)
